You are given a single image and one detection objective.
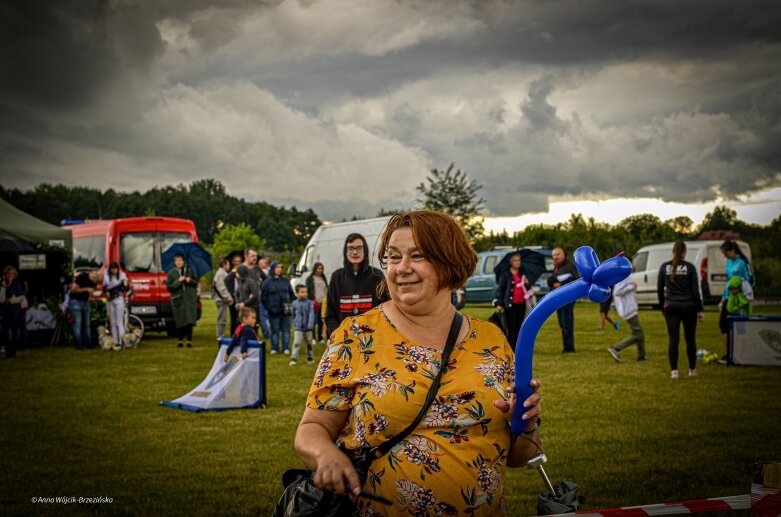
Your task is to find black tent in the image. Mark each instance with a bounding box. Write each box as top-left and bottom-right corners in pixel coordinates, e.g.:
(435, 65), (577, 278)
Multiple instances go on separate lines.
(0, 198), (72, 302)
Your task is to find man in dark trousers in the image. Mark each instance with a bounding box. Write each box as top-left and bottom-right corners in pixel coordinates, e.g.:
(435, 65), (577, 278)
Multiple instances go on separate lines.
(547, 247), (580, 353)
(325, 233), (389, 339)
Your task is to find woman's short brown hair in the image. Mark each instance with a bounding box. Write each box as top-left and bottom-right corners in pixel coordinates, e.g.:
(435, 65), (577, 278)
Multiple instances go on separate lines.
(377, 210), (478, 291)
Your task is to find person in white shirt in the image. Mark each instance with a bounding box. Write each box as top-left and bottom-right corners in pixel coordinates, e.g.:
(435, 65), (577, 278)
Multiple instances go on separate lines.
(607, 272), (647, 362)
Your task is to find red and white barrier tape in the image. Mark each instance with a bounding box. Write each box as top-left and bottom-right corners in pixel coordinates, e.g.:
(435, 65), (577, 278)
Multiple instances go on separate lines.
(538, 494), (750, 516)
(752, 483), (781, 517)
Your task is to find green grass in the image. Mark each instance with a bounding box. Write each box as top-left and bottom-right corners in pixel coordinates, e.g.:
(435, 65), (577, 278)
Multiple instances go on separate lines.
(1, 302), (779, 516)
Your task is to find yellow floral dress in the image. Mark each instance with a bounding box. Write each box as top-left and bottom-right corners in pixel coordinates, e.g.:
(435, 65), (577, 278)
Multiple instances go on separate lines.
(306, 307), (516, 516)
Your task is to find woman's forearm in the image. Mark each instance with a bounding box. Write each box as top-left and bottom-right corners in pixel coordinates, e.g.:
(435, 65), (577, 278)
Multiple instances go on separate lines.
(294, 421), (342, 470)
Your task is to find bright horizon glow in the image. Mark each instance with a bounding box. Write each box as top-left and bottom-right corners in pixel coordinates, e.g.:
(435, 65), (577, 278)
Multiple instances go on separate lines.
(483, 187), (781, 234)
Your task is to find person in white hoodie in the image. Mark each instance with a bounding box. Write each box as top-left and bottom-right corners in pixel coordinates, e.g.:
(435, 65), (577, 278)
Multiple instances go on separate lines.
(607, 273), (647, 362)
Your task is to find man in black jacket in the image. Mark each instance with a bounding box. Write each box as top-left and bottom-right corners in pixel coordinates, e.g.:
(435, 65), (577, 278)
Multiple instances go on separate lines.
(325, 233), (389, 338)
(547, 247), (580, 353)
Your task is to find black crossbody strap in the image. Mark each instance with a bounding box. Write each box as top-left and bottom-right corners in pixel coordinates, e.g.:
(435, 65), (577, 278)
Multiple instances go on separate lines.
(373, 311), (463, 458)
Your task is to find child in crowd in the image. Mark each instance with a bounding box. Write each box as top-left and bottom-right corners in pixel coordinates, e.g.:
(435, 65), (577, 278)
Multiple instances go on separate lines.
(225, 306), (258, 362)
(607, 273), (647, 362)
(290, 285), (315, 366)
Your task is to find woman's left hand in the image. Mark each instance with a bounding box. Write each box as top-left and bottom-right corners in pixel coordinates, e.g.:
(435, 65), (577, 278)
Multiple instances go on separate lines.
(493, 378), (541, 423)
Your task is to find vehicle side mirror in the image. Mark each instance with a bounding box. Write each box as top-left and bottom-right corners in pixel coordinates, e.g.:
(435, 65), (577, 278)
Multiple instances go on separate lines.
(301, 265), (308, 274)
(288, 264), (297, 277)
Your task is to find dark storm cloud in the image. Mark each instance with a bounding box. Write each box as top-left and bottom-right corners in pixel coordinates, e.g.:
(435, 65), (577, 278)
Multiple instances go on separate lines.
(0, 0), (779, 219)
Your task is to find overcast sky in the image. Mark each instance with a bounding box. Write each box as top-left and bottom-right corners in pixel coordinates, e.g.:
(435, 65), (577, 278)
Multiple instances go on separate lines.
(1, 0), (780, 226)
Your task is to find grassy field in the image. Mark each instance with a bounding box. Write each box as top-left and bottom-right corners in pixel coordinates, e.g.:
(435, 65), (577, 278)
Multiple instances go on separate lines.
(1, 301), (779, 516)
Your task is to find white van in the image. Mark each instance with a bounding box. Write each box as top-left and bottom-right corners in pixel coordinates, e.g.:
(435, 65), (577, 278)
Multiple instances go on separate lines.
(631, 240), (752, 306)
(289, 216), (391, 288)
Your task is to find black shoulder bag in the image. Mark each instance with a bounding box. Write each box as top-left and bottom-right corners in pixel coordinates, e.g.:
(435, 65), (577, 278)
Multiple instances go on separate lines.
(273, 311), (464, 517)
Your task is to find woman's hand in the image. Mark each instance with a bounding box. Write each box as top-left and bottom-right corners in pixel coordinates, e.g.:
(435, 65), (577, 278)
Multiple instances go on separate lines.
(495, 306), (504, 314)
(493, 378), (541, 424)
(313, 447), (361, 499)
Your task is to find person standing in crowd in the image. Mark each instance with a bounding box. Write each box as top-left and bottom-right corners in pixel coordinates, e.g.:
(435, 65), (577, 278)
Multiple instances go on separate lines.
(547, 247), (580, 353)
(258, 256), (271, 280)
(243, 247), (262, 289)
(658, 241), (704, 379)
(305, 262), (328, 344)
(718, 240), (754, 364)
(1, 266), (25, 358)
(256, 254), (272, 340)
(261, 261), (296, 354)
(68, 269), (103, 350)
(224, 253), (243, 335)
(165, 253), (198, 348)
(103, 262), (129, 344)
(290, 284), (316, 366)
(607, 271), (647, 362)
(493, 252), (532, 350)
(235, 265), (260, 323)
(598, 288), (620, 331)
(325, 233), (388, 338)
(213, 258), (233, 341)
(293, 211), (542, 515)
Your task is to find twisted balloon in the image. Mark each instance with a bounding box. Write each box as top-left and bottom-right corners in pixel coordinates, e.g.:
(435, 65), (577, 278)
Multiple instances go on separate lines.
(511, 246), (633, 434)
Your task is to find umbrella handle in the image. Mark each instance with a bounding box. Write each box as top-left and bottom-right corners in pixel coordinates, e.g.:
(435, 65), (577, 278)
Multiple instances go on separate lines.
(511, 247), (633, 434)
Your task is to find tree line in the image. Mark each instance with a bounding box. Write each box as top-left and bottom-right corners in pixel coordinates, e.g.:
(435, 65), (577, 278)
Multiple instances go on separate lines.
(0, 179), (320, 253)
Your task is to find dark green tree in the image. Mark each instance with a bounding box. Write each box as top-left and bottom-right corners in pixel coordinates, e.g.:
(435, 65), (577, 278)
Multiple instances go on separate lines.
(699, 206), (739, 232)
(416, 163), (485, 242)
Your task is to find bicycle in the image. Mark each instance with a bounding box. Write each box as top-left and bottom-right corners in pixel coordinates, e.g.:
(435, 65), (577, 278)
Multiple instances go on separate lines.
(118, 290), (145, 340)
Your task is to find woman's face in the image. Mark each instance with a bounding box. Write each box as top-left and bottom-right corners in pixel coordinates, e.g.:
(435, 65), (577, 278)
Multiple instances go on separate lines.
(314, 264), (324, 276)
(722, 248), (737, 259)
(174, 256), (185, 268)
(386, 228), (440, 310)
(510, 255), (521, 270)
(4, 269), (16, 282)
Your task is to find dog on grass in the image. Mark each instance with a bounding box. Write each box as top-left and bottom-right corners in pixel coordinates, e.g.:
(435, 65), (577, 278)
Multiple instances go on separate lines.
(121, 328), (143, 349)
(97, 326), (120, 351)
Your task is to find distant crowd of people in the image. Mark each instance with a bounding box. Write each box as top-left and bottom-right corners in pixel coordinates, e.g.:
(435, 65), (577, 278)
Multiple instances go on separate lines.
(488, 239), (754, 381)
(216, 233), (389, 366)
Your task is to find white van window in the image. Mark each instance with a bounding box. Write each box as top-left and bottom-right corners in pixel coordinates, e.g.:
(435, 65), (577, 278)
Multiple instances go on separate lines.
(633, 252), (649, 273)
(73, 236), (105, 269)
(303, 245), (315, 273)
(484, 256), (498, 275)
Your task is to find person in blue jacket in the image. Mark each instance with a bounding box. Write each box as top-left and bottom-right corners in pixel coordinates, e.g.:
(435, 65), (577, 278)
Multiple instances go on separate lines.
(718, 240), (754, 363)
(261, 261), (296, 354)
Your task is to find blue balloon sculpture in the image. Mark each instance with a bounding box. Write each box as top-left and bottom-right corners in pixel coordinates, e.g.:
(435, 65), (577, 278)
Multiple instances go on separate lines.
(511, 246), (633, 434)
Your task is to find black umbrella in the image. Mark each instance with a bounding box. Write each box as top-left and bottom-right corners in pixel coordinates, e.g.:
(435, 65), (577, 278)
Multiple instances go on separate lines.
(224, 249), (244, 263)
(527, 454), (583, 515)
(494, 248), (548, 286)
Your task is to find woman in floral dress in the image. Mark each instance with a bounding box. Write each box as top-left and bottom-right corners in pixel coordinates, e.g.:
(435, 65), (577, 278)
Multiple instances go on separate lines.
(294, 210), (543, 516)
